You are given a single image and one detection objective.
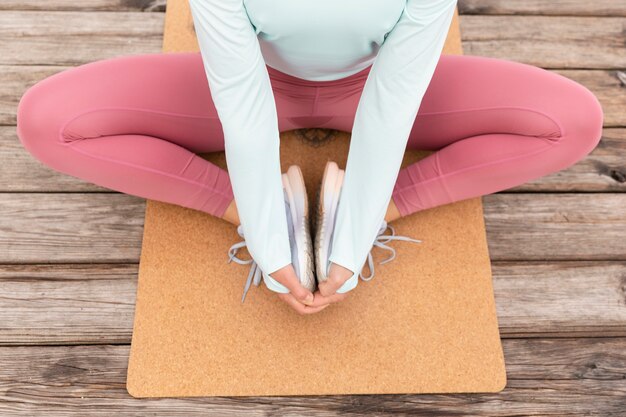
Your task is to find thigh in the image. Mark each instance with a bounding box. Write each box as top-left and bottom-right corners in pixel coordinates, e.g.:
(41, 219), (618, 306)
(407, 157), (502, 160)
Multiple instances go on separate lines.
(316, 54), (597, 150)
(35, 52), (226, 154)
(406, 54), (595, 150)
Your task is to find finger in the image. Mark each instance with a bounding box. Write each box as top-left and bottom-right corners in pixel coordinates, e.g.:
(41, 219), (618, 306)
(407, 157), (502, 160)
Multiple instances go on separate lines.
(277, 292), (330, 315)
(306, 290), (348, 307)
(269, 265), (315, 305)
(318, 262), (356, 297)
(318, 271), (354, 297)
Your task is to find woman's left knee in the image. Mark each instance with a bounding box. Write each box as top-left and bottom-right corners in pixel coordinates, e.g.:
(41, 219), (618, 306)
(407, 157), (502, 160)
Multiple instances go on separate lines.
(552, 81), (604, 169)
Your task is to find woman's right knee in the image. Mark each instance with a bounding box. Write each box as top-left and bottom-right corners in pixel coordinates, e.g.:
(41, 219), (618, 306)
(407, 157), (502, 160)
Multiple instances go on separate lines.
(547, 79), (604, 172)
(16, 75), (67, 167)
(16, 55), (137, 166)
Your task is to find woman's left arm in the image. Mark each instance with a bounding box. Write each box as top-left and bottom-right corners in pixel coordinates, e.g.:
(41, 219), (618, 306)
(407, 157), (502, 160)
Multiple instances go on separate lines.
(326, 0), (458, 293)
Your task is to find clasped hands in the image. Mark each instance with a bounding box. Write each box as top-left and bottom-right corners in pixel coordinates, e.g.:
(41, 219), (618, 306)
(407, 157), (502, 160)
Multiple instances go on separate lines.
(269, 262), (355, 314)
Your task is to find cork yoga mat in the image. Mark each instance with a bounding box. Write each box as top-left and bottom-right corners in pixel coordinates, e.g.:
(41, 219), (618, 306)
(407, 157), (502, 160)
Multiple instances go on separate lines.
(126, 0), (507, 397)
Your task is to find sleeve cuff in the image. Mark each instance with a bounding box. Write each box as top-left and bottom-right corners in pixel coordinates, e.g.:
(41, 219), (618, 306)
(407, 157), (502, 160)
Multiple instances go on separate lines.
(263, 253), (293, 278)
(327, 252), (361, 294)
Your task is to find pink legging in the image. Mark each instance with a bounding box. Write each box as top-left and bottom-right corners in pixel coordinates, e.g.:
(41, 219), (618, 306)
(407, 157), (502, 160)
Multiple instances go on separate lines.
(16, 52), (603, 219)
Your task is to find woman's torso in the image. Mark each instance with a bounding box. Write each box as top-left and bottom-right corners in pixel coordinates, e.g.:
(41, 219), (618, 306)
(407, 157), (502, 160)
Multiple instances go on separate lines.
(243, 0), (407, 81)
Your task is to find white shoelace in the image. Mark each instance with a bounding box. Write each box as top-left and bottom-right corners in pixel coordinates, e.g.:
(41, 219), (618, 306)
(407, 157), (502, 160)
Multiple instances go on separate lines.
(359, 220), (423, 281)
(227, 224), (263, 303)
(229, 201), (422, 300)
(227, 190), (295, 303)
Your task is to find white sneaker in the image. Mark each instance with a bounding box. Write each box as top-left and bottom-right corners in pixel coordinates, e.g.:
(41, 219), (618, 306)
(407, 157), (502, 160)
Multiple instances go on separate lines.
(313, 160), (423, 292)
(228, 165), (316, 302)
(313, 160), (356, 293)
(279, 164), (316, 293)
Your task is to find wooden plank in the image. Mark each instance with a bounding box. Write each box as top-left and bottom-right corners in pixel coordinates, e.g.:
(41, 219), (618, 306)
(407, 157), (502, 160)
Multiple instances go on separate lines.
(0, 11), (164, 65)
(2, 63), (624, 129)
(0, 0), (165, 12)
(461, 15), (626, 68)
(1, 13), (625, 69)
(493, 261), (626, 337)
(1, 261), (624, 345)
(15, 69), (626, 123)
(483, 193), (626, 261)
(0, 339), (623, 415)
(3, 126), (625, 193)
(0, 193), (145, 263)
(1, 5), (623, 413)
(459, 0), (626, 17)
(0, 264), (135, 345)
(3, 0), (626, 17)
(0, 126), (111, 192)
(0, 193), (624, 264)
(3, 68), (624, 192)
(550, 70), (626, 130)
(3, 66), (624, 127)
(1, 66), (68, 126)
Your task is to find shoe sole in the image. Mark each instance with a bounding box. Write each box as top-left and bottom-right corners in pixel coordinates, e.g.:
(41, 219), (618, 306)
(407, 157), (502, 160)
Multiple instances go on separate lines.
(314, 161), (343, 283)
(314, 161), (360, 294)
(282, 165), (316, 292)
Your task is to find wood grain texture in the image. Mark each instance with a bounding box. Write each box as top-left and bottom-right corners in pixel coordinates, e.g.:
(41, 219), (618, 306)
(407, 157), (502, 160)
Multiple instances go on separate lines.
(492, 261), (626, 337)
(0, 0), (165, 11)
(1, 261), (625, 345)
(3, 67), (626, 127)
(1, 125), (112, 191)
(3, 0), (626, 16)
(549, 70), (626, 129)
(1, 192), (624, 263)
(3, 126), (625, 192)
(459, 0), (626, 16)
(1, 1), (625, 413)
(1, 13), (624, 68)
(0, 11), (164, 65)
(482, 193), (626, 261)
(461, 15), (626, 68)
(0, 193), (145, 263)
(0, 339), (624, 415)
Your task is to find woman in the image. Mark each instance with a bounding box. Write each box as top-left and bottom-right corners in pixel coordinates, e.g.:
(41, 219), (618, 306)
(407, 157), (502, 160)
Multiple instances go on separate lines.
(15, 0), (604, 314)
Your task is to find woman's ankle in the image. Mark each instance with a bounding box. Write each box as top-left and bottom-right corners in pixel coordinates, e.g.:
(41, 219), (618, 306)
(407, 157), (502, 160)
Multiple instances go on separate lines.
(385, 198), (402, 223)
(221, 200), (240, 226)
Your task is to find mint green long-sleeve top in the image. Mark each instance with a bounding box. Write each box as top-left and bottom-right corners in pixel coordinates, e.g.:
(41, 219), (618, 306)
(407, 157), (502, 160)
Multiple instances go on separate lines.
(188, 0), (457, 289)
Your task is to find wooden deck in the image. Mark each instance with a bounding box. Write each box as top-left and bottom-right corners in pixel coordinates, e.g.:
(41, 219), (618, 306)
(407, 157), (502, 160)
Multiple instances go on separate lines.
(1, 1), (625, 415)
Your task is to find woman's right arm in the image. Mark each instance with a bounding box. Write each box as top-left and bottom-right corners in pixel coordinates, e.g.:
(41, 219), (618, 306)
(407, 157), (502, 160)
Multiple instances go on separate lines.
(188, 0), (293, 282)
